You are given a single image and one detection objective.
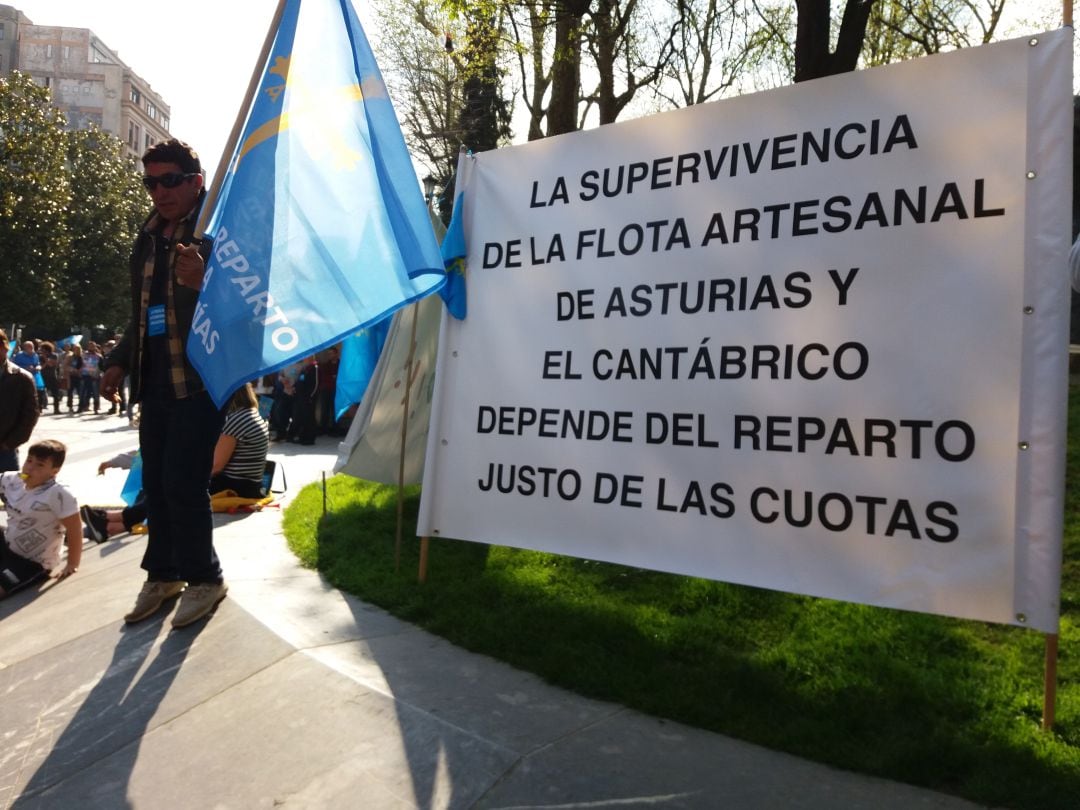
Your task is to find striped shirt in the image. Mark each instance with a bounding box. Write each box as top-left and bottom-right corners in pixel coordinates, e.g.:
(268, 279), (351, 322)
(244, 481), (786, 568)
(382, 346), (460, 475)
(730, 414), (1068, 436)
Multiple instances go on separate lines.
(221, 407), (270, 483)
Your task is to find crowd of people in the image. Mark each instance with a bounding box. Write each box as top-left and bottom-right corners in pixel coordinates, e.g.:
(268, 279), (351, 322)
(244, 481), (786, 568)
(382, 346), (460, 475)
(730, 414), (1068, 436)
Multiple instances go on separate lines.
(7, 338), (128, 418)
(6, 335), (347, 439)
(4, 333), (350, 443)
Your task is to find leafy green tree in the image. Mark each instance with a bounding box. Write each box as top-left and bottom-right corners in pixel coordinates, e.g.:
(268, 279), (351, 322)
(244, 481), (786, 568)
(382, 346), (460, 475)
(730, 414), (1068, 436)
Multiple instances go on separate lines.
(65, 127), (148, 338)
(0, 71), (72, 334)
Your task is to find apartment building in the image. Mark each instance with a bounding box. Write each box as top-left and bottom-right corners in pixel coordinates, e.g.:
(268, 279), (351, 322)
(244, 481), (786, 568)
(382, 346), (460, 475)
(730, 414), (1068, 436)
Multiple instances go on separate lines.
(0, 4), (171, 160)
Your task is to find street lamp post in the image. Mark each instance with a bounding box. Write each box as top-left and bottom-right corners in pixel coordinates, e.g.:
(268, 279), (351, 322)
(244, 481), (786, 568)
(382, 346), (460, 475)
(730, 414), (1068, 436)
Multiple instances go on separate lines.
(422, 174), (436, 209)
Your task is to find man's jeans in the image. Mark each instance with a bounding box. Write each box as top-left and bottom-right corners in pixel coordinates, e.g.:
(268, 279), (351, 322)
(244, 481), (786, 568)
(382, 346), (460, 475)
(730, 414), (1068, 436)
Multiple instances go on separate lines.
(138, 391), (226, 584)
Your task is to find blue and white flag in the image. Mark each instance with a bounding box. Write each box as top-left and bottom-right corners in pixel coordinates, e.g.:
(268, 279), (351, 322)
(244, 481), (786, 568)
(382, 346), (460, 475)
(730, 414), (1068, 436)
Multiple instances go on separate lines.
(334, 318), (390, 420)
(190, 0), (446, 406)
(438, 149), (474, 320)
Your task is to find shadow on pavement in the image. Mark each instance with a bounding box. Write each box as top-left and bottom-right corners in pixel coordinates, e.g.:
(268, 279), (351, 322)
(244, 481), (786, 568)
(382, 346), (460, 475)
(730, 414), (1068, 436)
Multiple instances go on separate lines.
(12, 617), (204, 808)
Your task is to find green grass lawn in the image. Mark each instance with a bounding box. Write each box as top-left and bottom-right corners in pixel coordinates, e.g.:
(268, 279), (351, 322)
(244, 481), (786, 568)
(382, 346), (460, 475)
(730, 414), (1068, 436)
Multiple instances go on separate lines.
(283, 394), (1080, 810)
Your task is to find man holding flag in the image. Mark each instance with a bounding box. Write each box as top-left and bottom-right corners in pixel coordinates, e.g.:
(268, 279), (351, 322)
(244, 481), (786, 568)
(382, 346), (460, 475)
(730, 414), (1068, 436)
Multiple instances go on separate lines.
(102, 140), (229, 630)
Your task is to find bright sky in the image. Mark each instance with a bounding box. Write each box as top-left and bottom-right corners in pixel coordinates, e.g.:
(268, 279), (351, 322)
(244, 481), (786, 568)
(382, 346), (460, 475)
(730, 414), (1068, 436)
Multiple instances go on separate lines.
(12, 0), (1072, 184)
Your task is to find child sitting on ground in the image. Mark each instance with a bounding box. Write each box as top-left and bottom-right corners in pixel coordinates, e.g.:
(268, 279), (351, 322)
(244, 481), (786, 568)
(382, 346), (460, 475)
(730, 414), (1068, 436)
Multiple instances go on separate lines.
(0, 439), (82, 597)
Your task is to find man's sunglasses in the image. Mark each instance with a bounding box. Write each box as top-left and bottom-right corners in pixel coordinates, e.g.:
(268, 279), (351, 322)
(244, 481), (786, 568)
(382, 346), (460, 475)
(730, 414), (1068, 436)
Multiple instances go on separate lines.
(142, 172), (197, 190)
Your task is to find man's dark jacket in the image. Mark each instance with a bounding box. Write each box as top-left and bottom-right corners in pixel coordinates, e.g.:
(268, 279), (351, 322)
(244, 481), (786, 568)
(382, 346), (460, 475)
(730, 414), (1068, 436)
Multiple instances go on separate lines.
(104, 192), (210, 402)
(0, 361), (38, 451)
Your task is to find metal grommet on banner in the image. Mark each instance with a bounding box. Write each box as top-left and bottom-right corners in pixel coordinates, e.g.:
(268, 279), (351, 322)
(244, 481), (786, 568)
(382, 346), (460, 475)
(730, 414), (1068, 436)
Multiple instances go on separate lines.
(1017, 613), (1028, 623)
(1027, 170), (1038, 179)
(1019, 442), (1030, 451)
(441, 439), (449, 446)
(1024, 306), (1034, 315)
(1029, 38), (1039, 46)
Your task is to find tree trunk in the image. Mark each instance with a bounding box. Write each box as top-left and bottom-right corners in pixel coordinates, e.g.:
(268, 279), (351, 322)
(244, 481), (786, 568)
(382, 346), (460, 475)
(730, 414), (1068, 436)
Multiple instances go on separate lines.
(795, 0), (876, 82)
(548, 0), (590, 136)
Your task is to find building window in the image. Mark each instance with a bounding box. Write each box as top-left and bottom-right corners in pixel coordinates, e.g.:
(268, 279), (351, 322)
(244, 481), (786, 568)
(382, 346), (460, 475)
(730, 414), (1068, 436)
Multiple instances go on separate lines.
(62, 45), (71, 60)
(128, 121), (136, 147)
(145, 133), (152, 151)
(0, 23), (5, 41)
(147, 102), (156, 120)
(46, 44), (54, 58)
(162, 116), (169, 131)
(130, 88), (141, 104)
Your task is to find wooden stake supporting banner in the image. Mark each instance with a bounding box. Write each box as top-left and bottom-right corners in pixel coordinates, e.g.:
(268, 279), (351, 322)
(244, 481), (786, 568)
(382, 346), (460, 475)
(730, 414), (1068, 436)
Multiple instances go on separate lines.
(1043, 633), (1059, 731)
(1066, 1), (1073, 28)
(394, 303), (421, 572)
(419, 537), (430, 584)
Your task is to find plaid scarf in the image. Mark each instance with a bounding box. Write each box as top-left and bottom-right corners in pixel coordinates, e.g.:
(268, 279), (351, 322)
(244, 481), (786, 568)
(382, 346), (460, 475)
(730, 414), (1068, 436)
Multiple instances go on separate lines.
(136, 212), (205, 399)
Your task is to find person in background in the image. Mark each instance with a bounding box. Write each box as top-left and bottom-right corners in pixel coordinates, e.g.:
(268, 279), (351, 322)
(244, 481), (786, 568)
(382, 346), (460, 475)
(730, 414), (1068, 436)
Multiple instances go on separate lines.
(317, 345), (340, 435)
(0, 439), (81, 597)
(211, 383), (270, 499)
(287, 354), (319, 446)
(12, 341), (46, 412)
(100, 138), (228, 630)
(0, 330), (39, 472)
(39, 341), (62, 415)
(102, 339), (127, 415)
(80, 342), (102, 414)
(269, 362), (300, 441)
(67, 345), (83, 413)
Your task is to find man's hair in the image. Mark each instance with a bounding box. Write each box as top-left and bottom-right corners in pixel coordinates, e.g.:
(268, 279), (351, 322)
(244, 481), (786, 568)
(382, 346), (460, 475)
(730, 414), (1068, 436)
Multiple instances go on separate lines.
(142, 138), (202, 175)
(0, 328), (7, 342)
(27, 439), (66, 468)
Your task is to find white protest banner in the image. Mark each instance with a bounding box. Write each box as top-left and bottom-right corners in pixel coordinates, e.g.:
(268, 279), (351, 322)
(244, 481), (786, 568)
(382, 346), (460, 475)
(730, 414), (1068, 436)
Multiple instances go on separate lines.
(334, 294), (441, 485)
(418, 31), (1072, 632)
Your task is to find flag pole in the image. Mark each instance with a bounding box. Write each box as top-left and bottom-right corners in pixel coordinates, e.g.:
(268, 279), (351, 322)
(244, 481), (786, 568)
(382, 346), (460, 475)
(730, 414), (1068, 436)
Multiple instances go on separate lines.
(1067, 1), (1074, 27)
(1043, 633), (1059, 730)
(196, 0), (290, 237)
(394, 303), (421, 572)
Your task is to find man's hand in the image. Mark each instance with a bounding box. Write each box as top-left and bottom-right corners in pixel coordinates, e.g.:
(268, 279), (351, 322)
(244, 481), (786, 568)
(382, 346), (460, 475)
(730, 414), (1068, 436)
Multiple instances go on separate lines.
(175, 243), (206, 290)
(53, 563), (78, 580)
(101, 365), (124, 402)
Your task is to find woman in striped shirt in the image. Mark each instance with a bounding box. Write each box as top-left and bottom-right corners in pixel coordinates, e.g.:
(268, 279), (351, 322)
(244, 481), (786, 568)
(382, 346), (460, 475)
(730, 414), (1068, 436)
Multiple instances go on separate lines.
(211, 384), (270, 499)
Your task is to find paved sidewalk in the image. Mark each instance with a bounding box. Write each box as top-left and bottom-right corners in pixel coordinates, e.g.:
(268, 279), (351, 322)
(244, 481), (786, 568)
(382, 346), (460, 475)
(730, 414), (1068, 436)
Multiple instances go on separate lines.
(0, 412), (987, 809)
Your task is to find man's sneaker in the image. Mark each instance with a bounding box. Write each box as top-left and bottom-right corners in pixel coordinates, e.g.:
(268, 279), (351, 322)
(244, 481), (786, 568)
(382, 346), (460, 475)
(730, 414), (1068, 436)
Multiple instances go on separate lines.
(124, 580), (186, 623)
(171, 582), (228, 628)
(81, 506), (109, 543)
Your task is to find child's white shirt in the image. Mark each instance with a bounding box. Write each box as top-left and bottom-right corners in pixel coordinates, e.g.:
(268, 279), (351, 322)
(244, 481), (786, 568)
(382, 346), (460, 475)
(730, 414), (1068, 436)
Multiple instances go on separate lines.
(0, 473), (78, 570)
